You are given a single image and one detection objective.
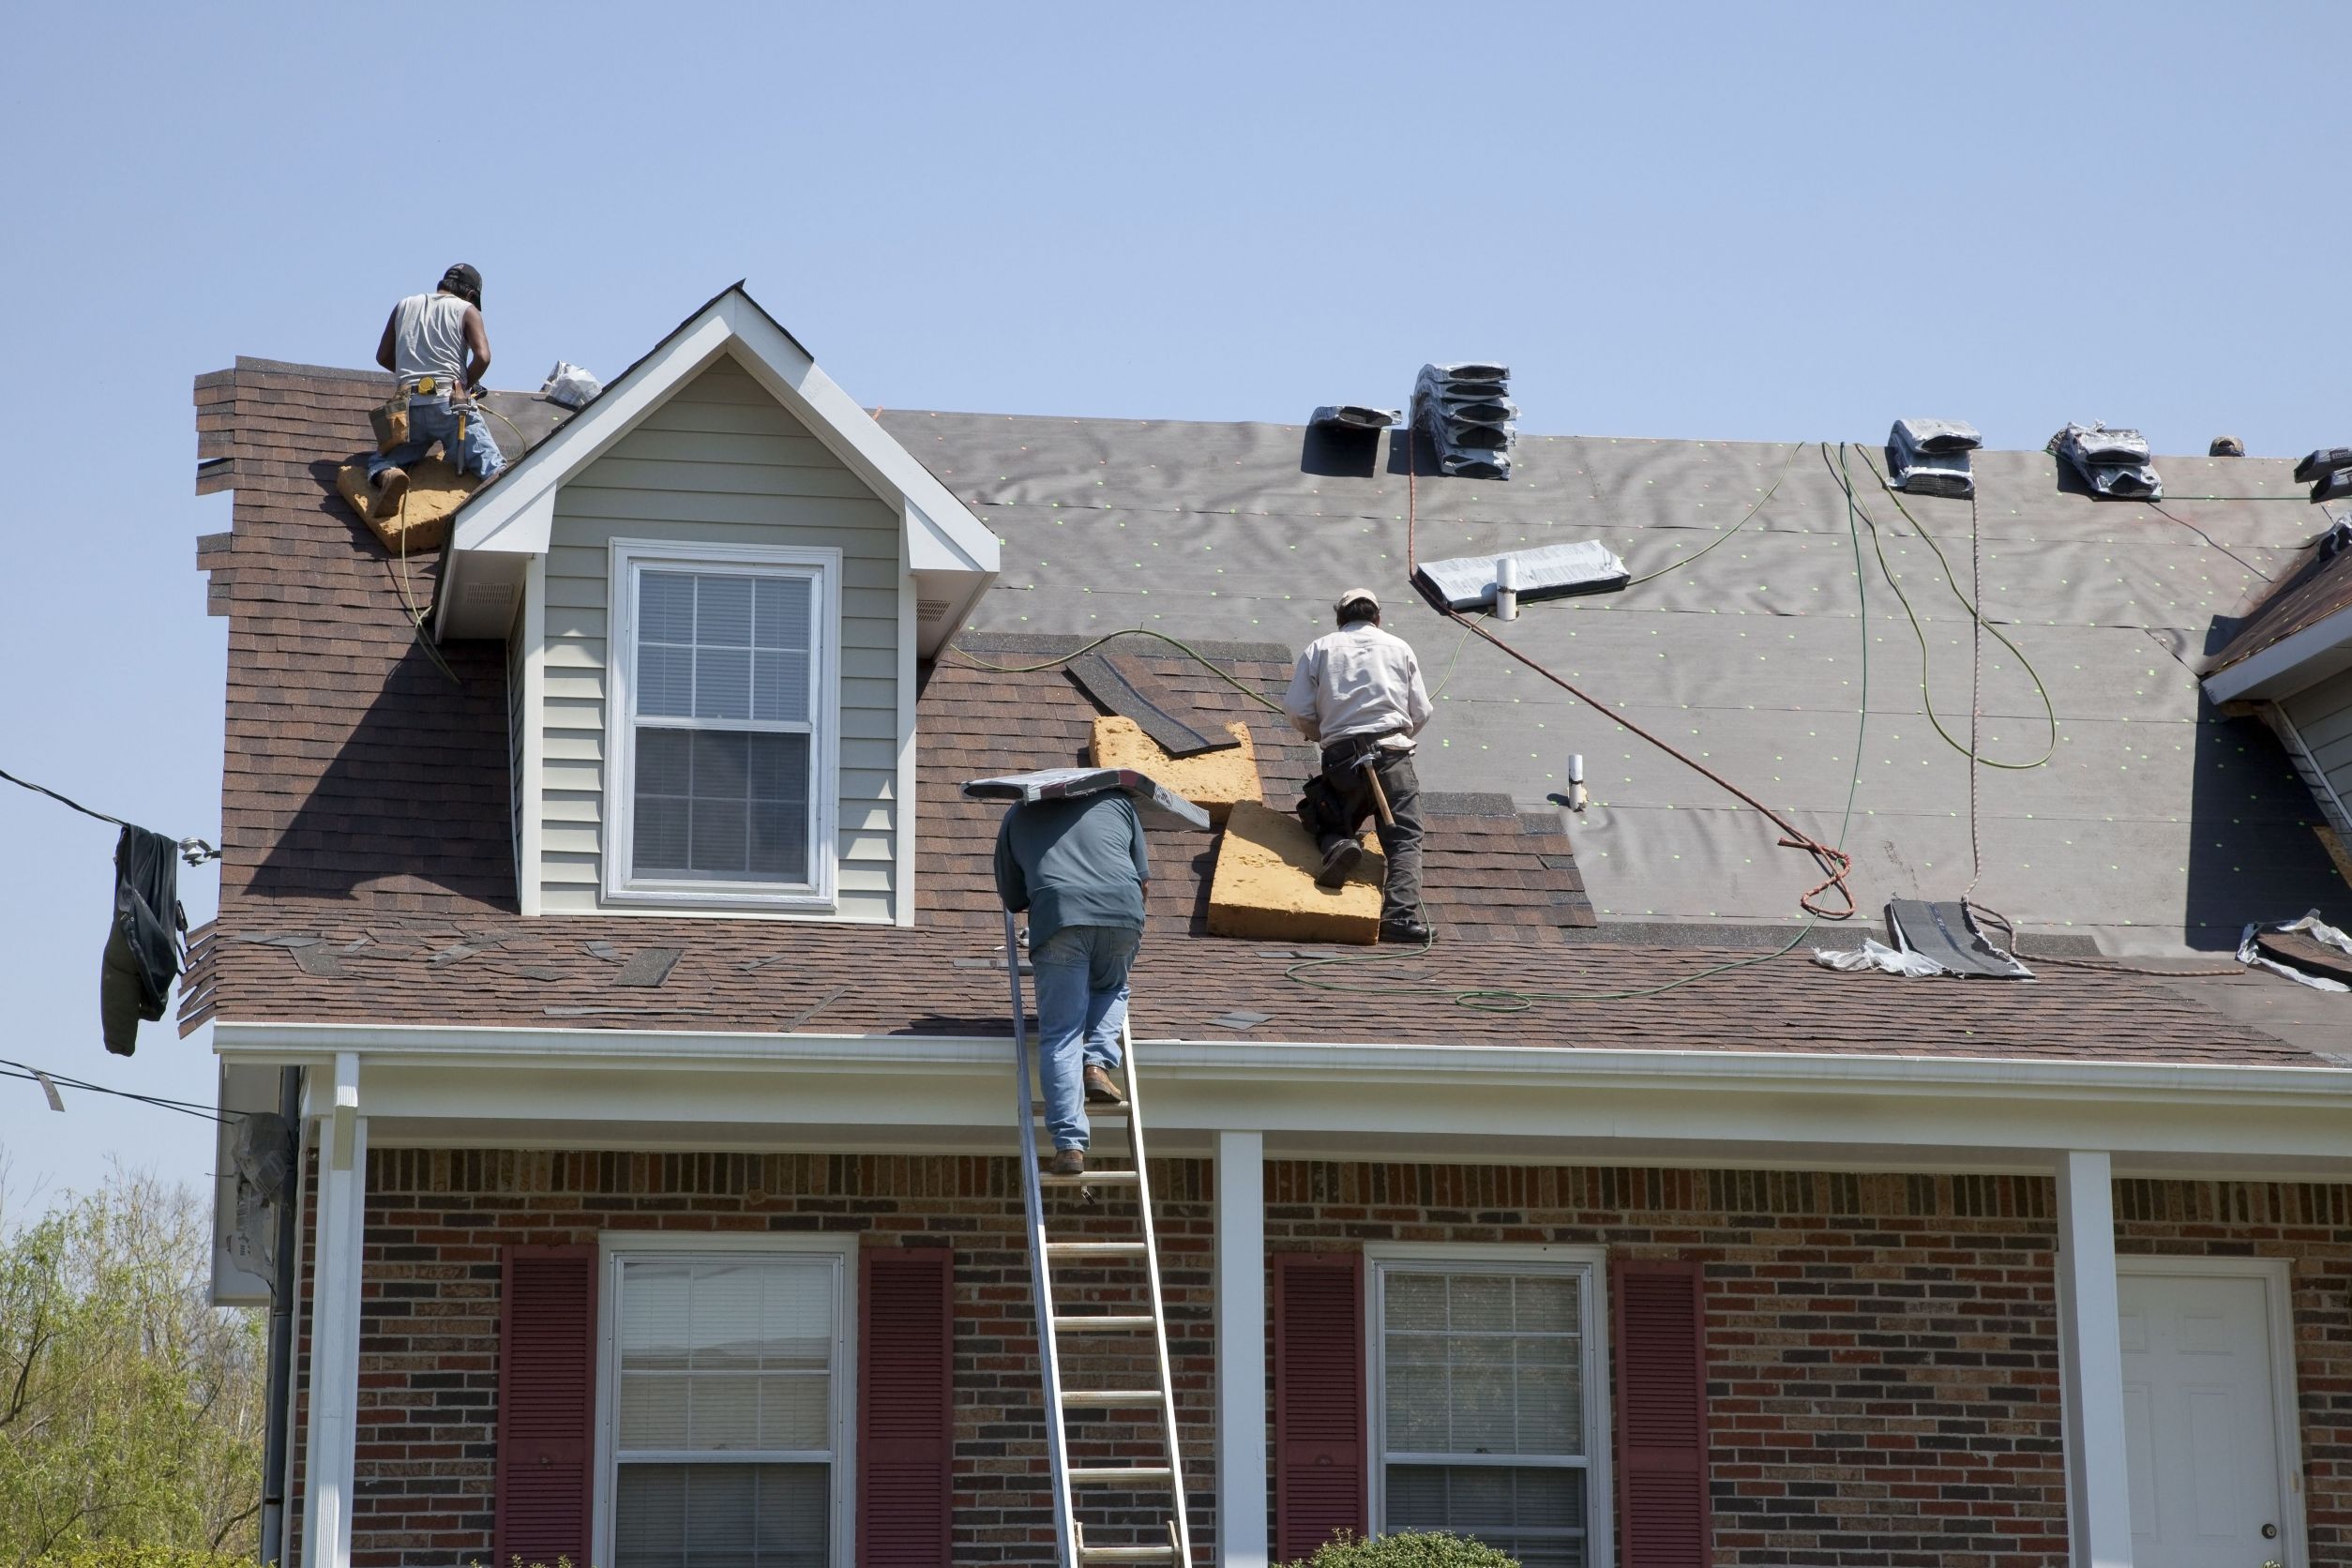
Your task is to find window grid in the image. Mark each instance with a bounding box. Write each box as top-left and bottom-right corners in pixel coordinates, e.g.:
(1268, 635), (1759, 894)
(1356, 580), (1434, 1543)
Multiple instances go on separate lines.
(611, 1254), (842, 1568)
(618, 553), (824, 894)
(1373, 1260), (1599, 1568)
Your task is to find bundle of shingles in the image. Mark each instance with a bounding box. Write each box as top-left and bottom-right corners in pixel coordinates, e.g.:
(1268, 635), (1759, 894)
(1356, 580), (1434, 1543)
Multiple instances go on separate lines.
(2049, 421), (2163, 500)
(2294, 446), (2352, 505)
(1888, 418), (1982, 499)
(1413, 362), (1516, 479)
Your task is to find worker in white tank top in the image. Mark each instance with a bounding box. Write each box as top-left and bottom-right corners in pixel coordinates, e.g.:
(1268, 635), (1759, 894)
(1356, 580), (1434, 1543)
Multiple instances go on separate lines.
(365, 264), (505, 513)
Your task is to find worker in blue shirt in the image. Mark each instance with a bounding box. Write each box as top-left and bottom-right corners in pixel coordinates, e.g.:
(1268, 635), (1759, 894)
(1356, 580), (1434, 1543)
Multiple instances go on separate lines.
(994, 792), (1151, 1176)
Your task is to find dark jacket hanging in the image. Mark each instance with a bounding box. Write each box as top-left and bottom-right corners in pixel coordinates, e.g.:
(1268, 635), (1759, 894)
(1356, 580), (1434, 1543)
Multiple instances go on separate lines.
(99, 825), (184, 1056)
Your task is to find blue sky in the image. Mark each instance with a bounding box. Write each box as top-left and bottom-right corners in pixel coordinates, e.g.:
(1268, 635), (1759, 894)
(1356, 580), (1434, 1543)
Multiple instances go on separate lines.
(0, 2), (2340, 1212)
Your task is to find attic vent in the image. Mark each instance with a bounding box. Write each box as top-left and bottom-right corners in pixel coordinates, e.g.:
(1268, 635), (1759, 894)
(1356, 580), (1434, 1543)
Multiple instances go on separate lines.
(1310, 405), (1399, 432)
(1888, 418), (1981, 499)
(2049, 422), (2162, 500)
(915, 597), (955, 622)
(1412, 362), (1516, 479)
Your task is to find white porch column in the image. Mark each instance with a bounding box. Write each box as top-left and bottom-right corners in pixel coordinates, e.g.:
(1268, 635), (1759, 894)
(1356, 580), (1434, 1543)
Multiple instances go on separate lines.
(303, 1052), (368, 1568)
(2055, 1150), (2133, 1568)
(1215, 1131), (1268, 1568)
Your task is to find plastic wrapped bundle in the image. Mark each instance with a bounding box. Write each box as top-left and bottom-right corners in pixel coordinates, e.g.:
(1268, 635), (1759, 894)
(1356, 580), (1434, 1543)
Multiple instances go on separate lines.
(2049, 422), (2163, 500)
(1889, 417), (1981, 499)
(1413, 361), (1518, 479)
(1310, 404), (1400, 432)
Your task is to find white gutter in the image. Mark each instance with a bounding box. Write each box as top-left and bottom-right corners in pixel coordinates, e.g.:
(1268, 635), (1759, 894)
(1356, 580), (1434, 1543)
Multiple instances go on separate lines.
(211, 1020), (2352, 1105)
(2202, 600), (2352, 703)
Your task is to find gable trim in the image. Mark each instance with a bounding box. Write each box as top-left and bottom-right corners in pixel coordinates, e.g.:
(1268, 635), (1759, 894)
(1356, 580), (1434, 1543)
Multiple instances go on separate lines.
(436, 287), (998, 653)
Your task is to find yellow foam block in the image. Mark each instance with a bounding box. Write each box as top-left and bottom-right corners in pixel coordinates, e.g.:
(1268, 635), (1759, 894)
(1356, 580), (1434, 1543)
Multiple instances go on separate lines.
(1090, 716), (1261, 825)
(1205, 799), (1384, 945)
(336, 459), (476, 556)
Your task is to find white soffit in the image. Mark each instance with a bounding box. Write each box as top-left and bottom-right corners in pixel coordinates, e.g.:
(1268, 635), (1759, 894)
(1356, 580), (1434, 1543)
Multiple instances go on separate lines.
(436, 286), (999, 646)
(2202, 601), (2352, 704)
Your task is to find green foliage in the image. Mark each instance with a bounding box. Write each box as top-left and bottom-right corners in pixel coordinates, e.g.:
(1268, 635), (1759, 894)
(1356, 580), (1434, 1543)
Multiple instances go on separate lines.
(0, 1170), (266, 1565)
(1286, 1530), (1522, 1568)
(31, 1547), (256, 1568)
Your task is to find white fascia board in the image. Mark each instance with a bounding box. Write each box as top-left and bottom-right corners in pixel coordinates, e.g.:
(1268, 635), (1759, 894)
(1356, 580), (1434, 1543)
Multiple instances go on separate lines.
(2202, 602), (2352, 703)
(208, 1020), (2352, 1097)
(449, 312), (737, 558)
(716, 296), (999, 578)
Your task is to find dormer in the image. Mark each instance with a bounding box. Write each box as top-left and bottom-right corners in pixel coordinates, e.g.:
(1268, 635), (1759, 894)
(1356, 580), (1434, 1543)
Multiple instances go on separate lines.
(435, 285), (1000, 924)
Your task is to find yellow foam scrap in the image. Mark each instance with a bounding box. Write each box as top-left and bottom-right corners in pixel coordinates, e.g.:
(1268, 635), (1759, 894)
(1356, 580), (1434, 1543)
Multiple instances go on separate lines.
(1090, 716), (1261, 825)
(335, 458), (476, 556)
(1205, 799), (1383, 945)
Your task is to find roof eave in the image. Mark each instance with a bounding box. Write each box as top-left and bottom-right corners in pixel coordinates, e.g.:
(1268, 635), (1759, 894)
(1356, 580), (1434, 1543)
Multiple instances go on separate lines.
(2201, 600), (2352, 703)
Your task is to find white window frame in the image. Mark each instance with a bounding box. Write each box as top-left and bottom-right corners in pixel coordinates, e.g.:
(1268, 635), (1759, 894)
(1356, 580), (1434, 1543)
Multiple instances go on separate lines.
(592, 1231), (860, 1568)
(602, 537), (843, 909)
(1366, 1244), (1613, 1568)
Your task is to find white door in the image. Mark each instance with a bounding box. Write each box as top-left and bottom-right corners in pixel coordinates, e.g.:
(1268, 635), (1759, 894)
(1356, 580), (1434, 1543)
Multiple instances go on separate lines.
(2118, 1270), (2293, 1568)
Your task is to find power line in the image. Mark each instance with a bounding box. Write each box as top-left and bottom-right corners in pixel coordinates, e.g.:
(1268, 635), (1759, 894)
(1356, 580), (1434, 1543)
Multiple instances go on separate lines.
(0, 1059), (242, 1124)
(0, 766), (219, 866)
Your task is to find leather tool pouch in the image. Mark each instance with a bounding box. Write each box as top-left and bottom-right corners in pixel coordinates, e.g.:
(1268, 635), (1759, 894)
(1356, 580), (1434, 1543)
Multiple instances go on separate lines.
(369, 393), (410, 455)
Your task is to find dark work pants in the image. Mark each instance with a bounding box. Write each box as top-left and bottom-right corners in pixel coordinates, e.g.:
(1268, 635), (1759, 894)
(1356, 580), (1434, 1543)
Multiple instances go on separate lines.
(1305, 740), (1425, 926)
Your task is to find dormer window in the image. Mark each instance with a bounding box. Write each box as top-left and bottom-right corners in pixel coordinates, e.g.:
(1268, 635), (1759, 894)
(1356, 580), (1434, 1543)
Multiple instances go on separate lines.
(604, 539), (840, 908)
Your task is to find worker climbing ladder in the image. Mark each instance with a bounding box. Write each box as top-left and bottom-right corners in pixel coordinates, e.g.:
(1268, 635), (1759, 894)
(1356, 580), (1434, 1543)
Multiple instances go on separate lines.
(1003, 900), (1195, 1568)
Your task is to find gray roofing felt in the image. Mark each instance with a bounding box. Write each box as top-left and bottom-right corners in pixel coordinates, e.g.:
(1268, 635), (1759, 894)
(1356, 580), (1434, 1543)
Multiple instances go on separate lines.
(878, 412), (2345, 955)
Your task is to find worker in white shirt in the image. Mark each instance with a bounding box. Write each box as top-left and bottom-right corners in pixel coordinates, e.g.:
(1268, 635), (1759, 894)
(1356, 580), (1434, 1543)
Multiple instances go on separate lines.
(367, 264), (503, 520)
(1282, 588), (1436, 943)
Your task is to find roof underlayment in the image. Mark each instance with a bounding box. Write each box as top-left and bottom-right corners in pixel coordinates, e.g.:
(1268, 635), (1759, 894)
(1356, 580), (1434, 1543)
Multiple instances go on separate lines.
(880, 413), (2344, 954)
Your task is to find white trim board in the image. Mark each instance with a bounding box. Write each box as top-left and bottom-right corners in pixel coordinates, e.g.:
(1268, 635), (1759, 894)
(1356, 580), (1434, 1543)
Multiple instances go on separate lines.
(2203, 600), (2352, 704)
(436, 287), (998, 651)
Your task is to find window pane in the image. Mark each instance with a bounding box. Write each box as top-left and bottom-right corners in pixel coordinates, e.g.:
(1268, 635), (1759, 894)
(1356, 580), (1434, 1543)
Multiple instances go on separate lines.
(696, 647), (753, 721)
(747, 734), (810, 881)
(689, 732), (751, 875)
(620, 1257), (837, 1455)
(641, 645), (694, 718)
(635, 791), (690, 873)
(617, 1463), (827, 1568)
(1386, 1273), (1447, 1332)
(698, 575), (754, 649)
(755, 577), (810, 651)
(1386, 1465), (1584, 1568)
(641, 572), (696, 645)
(752, 650), (810, 724)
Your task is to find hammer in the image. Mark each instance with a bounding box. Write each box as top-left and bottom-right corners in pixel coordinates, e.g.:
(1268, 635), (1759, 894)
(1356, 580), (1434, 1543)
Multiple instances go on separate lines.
(1356, 753), (1395, 828)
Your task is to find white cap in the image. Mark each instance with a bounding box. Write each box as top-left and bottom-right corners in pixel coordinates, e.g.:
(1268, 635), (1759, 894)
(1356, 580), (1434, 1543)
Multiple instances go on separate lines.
(1335, 587), (1380, 616)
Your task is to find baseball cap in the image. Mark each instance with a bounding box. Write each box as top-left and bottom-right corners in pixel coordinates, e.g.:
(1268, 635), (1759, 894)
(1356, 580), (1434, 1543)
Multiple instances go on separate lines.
(1334, 587), (1380, 615)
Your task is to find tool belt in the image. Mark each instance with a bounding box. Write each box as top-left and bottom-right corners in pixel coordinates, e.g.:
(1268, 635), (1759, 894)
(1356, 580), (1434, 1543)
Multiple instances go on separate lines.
(370, 375), (472, 455)
(1318, 729), (1406, 770)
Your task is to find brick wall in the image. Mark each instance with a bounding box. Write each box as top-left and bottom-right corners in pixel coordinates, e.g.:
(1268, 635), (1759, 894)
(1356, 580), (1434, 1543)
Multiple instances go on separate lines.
(1264, 1163), (2352, 1568)
(285, 1154), (2352, 1568)
(295, 1150), (1215, 1568)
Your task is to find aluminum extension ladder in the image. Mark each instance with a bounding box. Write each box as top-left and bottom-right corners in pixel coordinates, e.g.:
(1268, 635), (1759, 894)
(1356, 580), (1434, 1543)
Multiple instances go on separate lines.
(1003, 907), (1195, 1568)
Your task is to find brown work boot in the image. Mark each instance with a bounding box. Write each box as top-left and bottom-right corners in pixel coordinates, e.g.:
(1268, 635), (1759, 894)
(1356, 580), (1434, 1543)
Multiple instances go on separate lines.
(1084, 1065), (1126, 1106)
(1315, 839), (1364, 889)
(1048, 1147), (1086, 1177)
(370, 466), (411, 520)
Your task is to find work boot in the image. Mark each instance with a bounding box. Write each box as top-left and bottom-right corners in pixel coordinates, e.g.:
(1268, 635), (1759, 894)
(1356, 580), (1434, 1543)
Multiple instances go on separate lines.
(371, 466), (411, 521)
(1048, 1147), (1086, 1177)
(1084, 1065), (1126, 1106)
(1379, 916), (1435, 944)
(1316, 839), (1364, 889)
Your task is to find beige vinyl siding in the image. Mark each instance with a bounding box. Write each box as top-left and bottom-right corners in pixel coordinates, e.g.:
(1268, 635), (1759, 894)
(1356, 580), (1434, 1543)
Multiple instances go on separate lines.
(2282, 671), (2352, 837)
(538, 354), (901, 919)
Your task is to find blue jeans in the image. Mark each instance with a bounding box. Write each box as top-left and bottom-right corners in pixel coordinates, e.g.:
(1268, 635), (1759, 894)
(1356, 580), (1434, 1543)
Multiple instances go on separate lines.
(368, 395), (505, 481)
(1032, 925), (1138, 1152)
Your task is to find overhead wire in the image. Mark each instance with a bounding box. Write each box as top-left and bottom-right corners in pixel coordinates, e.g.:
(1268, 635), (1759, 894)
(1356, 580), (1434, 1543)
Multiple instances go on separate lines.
(2143, 500), (2275, 580)
(0, 765), (219, 864)
(0, 1059), (242, 1124)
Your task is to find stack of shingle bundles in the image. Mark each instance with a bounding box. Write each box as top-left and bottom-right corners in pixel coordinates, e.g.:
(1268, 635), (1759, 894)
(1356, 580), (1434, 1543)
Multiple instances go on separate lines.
(1413, 362), (1516, 479)
(2294, 446), (2352, 504)
(1887, 418), (1982, 498)
(2048, 421), (2163, 500)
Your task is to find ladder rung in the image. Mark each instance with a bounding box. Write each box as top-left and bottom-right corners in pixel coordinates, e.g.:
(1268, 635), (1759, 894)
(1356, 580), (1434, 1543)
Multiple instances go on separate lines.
(1053, 1314), (1155, 1333)
(1041, 1169), (1139, 1187)
(1033, 1102), (1129, 1121)
(1079, 1547), (1176, 1563)
(1048, 1241), (1149, 1259)
(1068, 1465), (1174, 1485)
(1062, 1387), (1164, 1407)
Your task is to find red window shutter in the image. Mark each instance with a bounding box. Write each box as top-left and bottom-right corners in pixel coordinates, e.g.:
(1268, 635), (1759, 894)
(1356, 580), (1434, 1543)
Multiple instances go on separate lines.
(858, 1247), (954, 1568)
(495, 1244), (597, 1567)
(1612, 1259), (1712, 1568)
(1274, 1251), (1365, 1562)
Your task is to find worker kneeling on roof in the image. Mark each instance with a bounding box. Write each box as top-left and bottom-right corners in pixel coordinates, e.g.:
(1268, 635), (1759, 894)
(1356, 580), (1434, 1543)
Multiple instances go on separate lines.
(366, 264), (504, 520)
(994, 790), (1148, 1178)
(1285, 588), (1436, 943)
